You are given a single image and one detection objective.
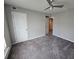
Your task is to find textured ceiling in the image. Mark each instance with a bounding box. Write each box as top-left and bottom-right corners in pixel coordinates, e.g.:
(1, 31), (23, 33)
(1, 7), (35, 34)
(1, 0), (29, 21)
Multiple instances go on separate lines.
(4, 0), (74, 14)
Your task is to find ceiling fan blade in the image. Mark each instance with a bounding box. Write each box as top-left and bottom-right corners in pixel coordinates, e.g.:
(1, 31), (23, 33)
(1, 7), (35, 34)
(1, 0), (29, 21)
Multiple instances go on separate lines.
(44, 6), (50, 10)
(44, 0), (64, 11)
(53, 5), (64, 8)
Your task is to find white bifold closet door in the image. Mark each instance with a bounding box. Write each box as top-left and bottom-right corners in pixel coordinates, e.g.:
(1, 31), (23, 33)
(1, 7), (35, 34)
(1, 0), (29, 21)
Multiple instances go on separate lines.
(11, 11), (28, 44)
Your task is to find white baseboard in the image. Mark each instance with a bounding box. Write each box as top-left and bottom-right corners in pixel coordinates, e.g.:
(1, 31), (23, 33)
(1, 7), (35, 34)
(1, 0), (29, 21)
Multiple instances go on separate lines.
(29, 34), (45, 40)
(4, 47), (11, 59)
(12, 34), (45, 45)
(53, 34), (74, 43)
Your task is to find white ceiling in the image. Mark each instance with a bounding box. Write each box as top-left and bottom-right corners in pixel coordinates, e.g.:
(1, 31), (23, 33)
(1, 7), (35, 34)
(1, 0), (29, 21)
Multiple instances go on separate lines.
(4, 0), (74, 14)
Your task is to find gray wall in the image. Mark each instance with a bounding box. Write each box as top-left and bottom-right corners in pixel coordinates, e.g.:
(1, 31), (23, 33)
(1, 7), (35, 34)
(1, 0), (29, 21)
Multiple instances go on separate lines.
(52, 9), (74, 42)
(27, 11), (46, 39)
(5, 5), (47, 44)
(5, 5), (15, 44)
(4, 11), (11, 59)
(4, 12), (11, 48)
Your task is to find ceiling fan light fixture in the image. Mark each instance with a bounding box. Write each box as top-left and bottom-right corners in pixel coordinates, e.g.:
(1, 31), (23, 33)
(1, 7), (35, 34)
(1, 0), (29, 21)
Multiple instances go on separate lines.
(50, 7), (52, 10)
(50, 0), (54, 2)
(50, 0), (52, 1)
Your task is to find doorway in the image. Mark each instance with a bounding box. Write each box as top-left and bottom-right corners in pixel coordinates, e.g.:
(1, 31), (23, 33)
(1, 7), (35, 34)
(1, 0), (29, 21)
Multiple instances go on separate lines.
(48, 18), (53, 35)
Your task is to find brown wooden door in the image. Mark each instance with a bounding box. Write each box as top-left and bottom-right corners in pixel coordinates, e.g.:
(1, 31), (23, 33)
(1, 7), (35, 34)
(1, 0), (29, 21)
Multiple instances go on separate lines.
(48, 18), (53, 35)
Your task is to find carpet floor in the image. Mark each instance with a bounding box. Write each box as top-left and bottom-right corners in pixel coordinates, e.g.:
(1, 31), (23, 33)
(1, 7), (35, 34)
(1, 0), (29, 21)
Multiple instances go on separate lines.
(8, 35), (74, 59)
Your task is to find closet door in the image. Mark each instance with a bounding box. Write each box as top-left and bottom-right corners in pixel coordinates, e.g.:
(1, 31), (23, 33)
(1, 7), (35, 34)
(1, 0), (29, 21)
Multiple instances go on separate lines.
(11, 11), (28, 44)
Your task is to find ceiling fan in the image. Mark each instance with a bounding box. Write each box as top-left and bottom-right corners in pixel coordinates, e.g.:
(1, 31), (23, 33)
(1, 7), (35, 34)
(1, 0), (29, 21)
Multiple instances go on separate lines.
(44, 0), (64, 10)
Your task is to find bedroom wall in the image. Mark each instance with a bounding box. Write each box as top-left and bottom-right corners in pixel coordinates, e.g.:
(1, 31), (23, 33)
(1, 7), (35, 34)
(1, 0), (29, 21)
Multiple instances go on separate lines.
(52, 9), (74, 42)
(5, 5), (47, 44)
(4, 12), (11, 59)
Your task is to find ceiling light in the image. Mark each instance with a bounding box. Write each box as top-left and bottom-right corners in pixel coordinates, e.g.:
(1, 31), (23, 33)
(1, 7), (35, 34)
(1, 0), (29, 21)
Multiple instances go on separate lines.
(50, 0), (53, 1)
(50, 7), (52, 10)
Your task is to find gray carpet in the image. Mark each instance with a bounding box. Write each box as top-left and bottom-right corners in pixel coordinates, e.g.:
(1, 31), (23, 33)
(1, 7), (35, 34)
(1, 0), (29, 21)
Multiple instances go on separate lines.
(8, 35), (74, 59)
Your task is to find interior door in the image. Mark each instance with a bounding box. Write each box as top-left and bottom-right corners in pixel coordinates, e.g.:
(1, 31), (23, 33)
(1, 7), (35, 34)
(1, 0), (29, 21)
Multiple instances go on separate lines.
(11, 11), (28, 44)
(48, 18), (53, 35)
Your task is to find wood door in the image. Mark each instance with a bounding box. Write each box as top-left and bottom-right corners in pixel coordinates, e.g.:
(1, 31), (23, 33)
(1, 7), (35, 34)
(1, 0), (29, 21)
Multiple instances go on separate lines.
(48, 18), (53, 35)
